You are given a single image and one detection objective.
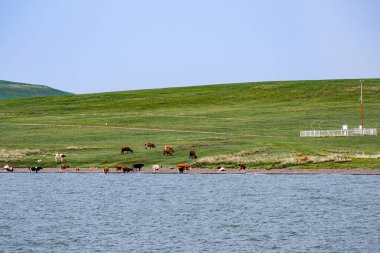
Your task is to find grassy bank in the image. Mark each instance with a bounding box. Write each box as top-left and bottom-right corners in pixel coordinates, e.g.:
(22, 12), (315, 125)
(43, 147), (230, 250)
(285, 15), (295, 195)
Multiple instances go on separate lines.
(0, 79), (379, 169)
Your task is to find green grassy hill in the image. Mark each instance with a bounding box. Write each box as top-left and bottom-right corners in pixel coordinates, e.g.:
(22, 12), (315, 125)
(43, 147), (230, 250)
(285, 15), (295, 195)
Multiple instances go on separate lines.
(0, 79), (379, 169)
(0, 80), (71, 99)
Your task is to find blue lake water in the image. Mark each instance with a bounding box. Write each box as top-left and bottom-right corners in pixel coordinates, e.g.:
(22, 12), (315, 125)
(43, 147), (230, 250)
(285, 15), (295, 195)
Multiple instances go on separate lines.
(0, 174), (379, 252)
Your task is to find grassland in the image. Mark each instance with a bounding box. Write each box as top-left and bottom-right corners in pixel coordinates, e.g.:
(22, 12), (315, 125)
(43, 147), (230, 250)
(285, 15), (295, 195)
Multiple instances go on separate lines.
(0, 80), (71, 99)
(0, 79), (379, 169)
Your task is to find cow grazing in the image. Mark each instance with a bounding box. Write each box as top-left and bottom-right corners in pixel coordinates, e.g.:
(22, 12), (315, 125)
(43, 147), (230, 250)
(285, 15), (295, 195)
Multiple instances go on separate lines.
(163, 148), (173, 156)
(103, 167), (110, 174)
(122, 167), (133, 173)
(29, 166), (43, 173)
(189, 150), (197, 159)
(164, 145), (174, 152)
(121, 147), (133, 154)
(115, 164), (123, 173)
(132, 163), (144, 171)
(144, 143), (156, 149)
(239, 163), (246, 171)
(60, 164), (70, 172)
(55, 153), (66, 162)
(3, 165), (13, 172)
(152, 164), (162, 173)
(75, 168), (80, 172)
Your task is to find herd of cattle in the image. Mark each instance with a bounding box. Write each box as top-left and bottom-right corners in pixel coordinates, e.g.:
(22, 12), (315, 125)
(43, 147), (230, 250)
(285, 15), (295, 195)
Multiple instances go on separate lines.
(1, 143), (310, 173)
(121, 144), (181, 156)
(52, 143), (200, 173)
(2, 143), (208, 174)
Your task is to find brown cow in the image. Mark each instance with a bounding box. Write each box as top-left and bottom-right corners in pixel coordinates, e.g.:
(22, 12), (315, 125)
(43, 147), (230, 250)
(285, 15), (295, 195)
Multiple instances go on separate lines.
(189, 150), (197, 159)
(176, 164), (190, 174)
(144, 143), (156, 149)
(163, 148), (173, 156)
(121, 147), (133, 154)
(103, 167), (110, 174)
(115, 164), (123, 173)
(164, 145), (174, 152)
(122, 167), (133, 173)
(60, 164), (70, 172)
(239, 163), (246, 172)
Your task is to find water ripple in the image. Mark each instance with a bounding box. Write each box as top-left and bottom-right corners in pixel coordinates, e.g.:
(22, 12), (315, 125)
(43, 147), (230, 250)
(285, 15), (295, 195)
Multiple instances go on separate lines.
(0, 174), (379, 252)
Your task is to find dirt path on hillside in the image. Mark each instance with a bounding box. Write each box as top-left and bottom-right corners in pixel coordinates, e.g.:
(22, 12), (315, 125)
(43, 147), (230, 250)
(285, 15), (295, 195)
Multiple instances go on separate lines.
(3, 123), (280, 138)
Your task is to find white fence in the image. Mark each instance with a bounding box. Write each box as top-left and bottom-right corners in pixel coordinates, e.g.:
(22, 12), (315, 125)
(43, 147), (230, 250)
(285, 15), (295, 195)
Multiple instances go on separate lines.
(300, 128), (377, 138)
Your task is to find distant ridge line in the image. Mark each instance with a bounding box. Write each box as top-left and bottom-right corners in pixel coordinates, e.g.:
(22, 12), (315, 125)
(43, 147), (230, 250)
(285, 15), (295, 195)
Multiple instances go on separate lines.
(0, 80), (72, 99)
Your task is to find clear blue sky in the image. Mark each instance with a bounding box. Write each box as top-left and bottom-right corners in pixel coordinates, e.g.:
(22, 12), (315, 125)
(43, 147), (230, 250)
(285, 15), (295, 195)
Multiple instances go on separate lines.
(1, 0), (379, 94)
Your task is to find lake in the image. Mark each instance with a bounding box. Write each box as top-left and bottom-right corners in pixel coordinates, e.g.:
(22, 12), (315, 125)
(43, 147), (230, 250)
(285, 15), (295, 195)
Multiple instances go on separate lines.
(0, 174), (379, 252)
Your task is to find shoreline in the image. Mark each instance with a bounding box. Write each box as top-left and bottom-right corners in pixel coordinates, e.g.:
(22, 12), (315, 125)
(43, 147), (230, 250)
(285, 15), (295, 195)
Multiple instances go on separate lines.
(1, 168), (380, 175)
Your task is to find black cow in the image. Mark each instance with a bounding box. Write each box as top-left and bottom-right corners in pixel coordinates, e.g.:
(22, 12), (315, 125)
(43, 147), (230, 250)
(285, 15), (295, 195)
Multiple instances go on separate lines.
(121, 147), (133, 154)
(189, 150), (197, 159)
(29, 166), (43, 173)
(132, 163), (144, 171)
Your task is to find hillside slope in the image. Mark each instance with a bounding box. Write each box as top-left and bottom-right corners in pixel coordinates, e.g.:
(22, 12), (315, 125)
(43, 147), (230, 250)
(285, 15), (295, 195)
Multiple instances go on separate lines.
(0, 79), (379, 169)
(0, 80), (71, 99)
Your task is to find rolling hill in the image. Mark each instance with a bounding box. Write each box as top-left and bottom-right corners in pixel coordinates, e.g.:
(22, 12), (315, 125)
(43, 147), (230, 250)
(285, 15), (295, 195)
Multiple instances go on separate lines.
(0, 80), (71, 99)
(0, 78), (379, 169)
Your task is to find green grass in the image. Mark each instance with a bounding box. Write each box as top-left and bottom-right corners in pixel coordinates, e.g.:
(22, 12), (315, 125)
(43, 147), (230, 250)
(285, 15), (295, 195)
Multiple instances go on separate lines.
(0, 78), (379, 169)
(0, 80), (71, 99)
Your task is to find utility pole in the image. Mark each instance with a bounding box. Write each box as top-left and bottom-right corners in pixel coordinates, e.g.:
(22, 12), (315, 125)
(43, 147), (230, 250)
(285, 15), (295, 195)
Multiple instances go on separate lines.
(360, 80), (364, 135)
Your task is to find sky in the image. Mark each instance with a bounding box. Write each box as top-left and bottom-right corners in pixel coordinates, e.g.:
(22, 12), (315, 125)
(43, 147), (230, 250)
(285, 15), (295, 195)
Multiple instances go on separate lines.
(0, 0), (379, 94)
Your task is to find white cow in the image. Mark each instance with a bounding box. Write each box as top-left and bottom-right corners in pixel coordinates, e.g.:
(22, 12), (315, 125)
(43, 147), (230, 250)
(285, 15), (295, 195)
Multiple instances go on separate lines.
(3, 164), (13, 172)
(55, 153), (67, 162)
(152, 164), (162, 173)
